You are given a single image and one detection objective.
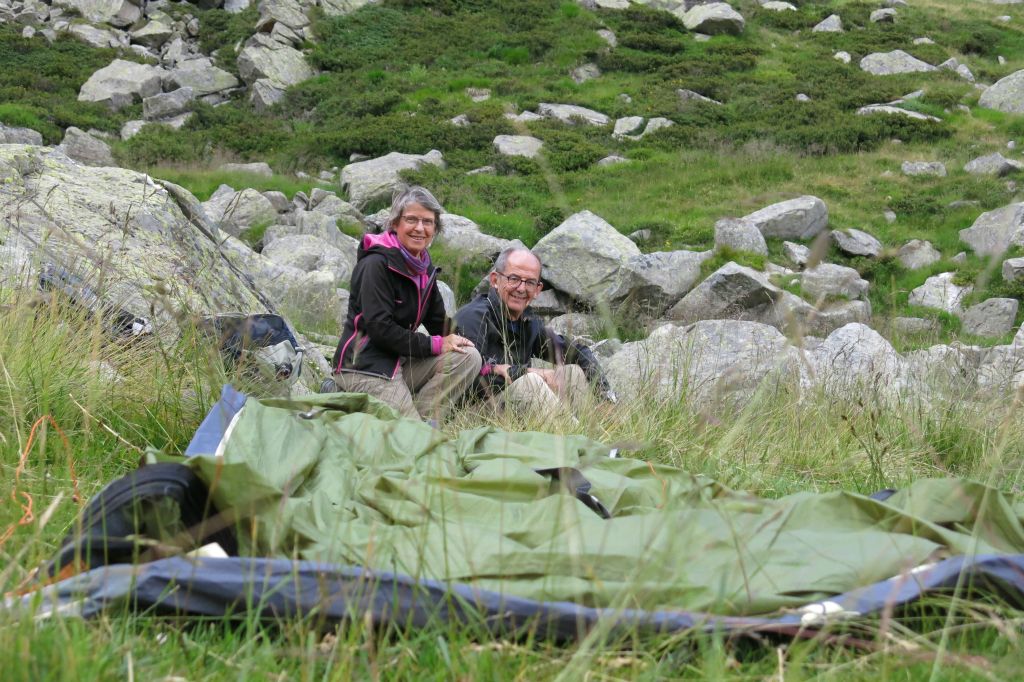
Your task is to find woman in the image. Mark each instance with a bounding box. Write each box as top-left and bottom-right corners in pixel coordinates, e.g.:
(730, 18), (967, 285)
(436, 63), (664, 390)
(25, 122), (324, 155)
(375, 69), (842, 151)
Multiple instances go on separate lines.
(332, 186), (481, 420)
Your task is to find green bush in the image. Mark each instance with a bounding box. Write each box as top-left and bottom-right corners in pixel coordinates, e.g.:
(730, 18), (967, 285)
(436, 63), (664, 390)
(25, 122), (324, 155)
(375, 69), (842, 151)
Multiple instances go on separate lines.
(114, 125), (207, 167)
(195, 6), (259, 74)
(0, 27), (123, 142)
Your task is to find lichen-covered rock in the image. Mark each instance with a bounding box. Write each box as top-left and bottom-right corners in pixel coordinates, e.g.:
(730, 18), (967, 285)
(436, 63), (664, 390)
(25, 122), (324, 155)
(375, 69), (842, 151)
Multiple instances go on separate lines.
(537, 103), (610, 126)
(605, 320), (800, 406)
(60, 127), (114, 167)
(960, 298), (1019, 338)
(860, 50), (936, 75)
(532, 210), (640, 306)
(237, 34), (314, 88)
(959, 203), (1024, 256)
(0, 145), (288, 344)
(832, 228), (882, 258)
(78, 59), (163, 110)
(714, 218), (768, 255)
(898, 240), (941, 269)
(677, 2), (745, 36)
(493, 134), (543, 159)
(743, 196), (828, 240)
(979, 69), (1024, 115)
(339, 150), (445, 209)
(908, 272), (972, 314)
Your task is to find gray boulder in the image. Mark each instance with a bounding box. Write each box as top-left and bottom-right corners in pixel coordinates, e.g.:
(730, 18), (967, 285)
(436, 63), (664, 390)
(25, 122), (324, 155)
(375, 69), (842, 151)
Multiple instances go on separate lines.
(339, 150), (445, 209)
(0, 124), (42, 145)
(677, 2), (745, 35)
(975, 343), (1024, 393)
(613, 116), (645, 138)
(870, 8), (896, 22)
(860, 50), (936, 76)
(666, 262), (790, 326)
(714, 217), (767, 255)
(901, 160), (946, 177)
(908, 272), (972, 314)
(532, 210), (640, 305)
(60, 127), (114, 167)
(547, 313), (605, 340)
(143, 87), (194, 121)
(762, 1), (796, 10)
(164, 60), (241, 98)
(0, 144), (320, 377)
(800, 263), (869, 301)
(857, 104), (941, 122)
(979, 69), (1024, 115)
(604, 320), (800, 406)
(806, 300), (873, 337)
(255, 0), (310, 32)
(52, 0), (139, 26)
(309, 195), (363, 226)
(804, 323), (905, 397)
(434, 213), (517, 260)
(68, 24), (122, 49)
(964, 152), (1023, 176)
(493, 135), (543, 159)
(898, 240), (942, 270)
(959, 203), (1024, 256)
(832, 228), (882, 258)
(78, 59), (163, 111)
(269, 210), (360, 252)
(220, 161), (273, 177)
(611, 250), (710, 314)
(892, 317), (939, 335)
(597, 29), (617, 48)
(320, 0), (376, 16)
(961, 298), (1019, 338)
(251, 79), (286, 112)
(262, 234), (356, 283)
(237, 34), (313, 88)
(537, 103), (610, 126)
(1003, 256), (1024, 282)
(571, 63), (601, 84)
(206, 188), (277, 237)
(782, 241), (810, 267)
(130, 11), (174, 48)
(677, 89), (723, 106)
(812, 14), (843, 32)
(743, 195), (828, 240)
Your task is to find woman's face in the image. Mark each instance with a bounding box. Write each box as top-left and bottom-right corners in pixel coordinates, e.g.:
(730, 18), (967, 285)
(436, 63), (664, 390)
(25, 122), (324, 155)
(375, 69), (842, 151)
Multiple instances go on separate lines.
(394, 202), (436, 257)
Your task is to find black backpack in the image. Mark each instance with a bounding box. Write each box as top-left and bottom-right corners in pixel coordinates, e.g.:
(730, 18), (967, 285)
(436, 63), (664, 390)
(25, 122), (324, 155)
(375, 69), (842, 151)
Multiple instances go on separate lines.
(47, 462), (237, 577)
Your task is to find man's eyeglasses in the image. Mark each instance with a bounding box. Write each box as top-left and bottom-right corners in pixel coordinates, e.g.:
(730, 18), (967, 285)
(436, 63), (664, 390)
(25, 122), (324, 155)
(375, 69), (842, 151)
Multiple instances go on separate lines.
(496, 272), (541, 289)
(401, 215), (436, 229)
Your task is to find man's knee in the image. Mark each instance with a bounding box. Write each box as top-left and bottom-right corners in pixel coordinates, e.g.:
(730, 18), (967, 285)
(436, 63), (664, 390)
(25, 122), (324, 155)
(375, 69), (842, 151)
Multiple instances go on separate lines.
(450, 347), (482, 377)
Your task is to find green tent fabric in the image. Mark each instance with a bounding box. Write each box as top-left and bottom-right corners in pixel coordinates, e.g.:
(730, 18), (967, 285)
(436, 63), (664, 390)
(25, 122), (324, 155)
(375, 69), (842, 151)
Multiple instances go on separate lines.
(188, 393), (1024, 617)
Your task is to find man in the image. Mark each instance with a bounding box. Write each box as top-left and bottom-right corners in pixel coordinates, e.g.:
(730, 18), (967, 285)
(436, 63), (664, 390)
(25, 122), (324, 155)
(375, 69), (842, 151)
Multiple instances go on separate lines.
(454, 246), (615, 411)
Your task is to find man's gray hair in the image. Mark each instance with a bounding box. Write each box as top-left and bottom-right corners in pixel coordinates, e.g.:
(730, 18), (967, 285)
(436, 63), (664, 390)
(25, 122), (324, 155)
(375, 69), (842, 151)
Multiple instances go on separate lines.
(493, 246), (542, 274)
(388, 185), (444, 234)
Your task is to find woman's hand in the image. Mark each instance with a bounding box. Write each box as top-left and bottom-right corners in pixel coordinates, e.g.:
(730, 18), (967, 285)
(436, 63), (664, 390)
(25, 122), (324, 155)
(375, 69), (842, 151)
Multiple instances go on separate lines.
(442, 334), (475, 353)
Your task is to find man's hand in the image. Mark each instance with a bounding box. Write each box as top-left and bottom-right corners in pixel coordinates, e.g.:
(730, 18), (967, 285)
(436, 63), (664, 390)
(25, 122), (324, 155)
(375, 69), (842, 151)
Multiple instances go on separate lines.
(442, 334), (475, 353)
(527, 367), (559, 392)
(493, 364), (512, 381)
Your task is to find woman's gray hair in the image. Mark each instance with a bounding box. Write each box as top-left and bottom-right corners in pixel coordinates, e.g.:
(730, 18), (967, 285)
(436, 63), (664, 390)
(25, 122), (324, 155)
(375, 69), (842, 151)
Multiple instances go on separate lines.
(388, 185), (444, 234)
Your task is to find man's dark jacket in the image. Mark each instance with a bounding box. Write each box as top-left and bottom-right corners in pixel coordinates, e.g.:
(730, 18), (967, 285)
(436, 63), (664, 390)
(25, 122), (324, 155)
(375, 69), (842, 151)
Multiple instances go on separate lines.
(333, 233), (448, 379)
(454, 288), (609, 397)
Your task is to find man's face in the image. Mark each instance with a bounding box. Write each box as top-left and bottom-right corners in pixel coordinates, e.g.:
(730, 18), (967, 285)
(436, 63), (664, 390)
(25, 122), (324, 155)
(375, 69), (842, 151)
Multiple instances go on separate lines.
(489, 251), (543, 320)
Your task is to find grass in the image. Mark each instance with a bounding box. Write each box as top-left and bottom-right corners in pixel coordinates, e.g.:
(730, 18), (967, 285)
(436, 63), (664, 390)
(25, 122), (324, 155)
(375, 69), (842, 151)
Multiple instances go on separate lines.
(2, 285), (1024, 679)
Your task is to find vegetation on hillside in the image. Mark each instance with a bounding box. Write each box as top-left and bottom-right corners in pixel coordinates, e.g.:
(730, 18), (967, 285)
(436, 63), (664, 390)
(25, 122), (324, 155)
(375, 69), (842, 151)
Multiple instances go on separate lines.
(4, 1), (1024, 675)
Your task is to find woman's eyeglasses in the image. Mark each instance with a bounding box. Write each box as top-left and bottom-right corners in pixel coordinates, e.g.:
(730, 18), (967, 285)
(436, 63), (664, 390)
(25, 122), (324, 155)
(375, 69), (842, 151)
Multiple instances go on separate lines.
(401, 215), (436, 228)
